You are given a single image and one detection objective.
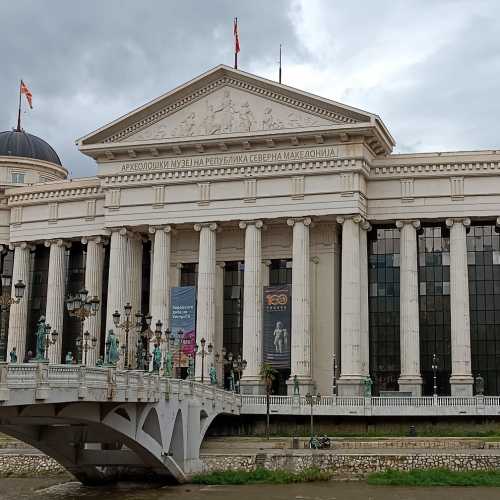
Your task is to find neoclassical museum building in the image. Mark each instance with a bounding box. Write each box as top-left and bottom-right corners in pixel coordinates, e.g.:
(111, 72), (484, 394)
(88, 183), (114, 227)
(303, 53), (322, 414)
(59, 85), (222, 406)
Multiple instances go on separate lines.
(1, 65), (499, 398)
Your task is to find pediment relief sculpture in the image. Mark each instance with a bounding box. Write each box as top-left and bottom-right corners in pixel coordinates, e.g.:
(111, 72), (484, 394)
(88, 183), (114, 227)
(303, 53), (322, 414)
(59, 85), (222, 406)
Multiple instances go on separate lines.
(125, 86), (334, 142)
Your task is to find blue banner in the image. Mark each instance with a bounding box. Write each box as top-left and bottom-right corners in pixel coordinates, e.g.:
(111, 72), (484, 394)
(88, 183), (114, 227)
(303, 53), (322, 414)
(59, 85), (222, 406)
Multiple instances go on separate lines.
(170, 286), (196, 367)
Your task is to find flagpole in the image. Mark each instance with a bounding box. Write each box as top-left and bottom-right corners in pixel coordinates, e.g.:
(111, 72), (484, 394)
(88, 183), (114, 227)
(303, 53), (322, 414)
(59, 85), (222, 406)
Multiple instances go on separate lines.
(16, 80), (22, 132)
(234, 17), (238, 69)
(279, 44), (282, 84)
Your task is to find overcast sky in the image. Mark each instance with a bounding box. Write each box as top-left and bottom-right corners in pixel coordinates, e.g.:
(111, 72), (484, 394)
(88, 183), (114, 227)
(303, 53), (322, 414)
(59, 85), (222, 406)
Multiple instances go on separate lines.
(1, 0), (499, 177)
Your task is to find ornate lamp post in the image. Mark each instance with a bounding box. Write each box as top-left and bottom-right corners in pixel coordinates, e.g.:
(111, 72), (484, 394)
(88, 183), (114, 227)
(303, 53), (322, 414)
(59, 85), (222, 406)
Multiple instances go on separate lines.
(332, 353), (338, 396)
(305, 392), (321, 441)
(66, 289), (100, 364)
(230, 352), (247, 393)
(194, 337), (213, 383)
(0, 275), (25, 361)
(432, 353), (439, 396)
(75, 330), (98, 366)
(112, 303), (142, 369)
(135, 313), (153, 370)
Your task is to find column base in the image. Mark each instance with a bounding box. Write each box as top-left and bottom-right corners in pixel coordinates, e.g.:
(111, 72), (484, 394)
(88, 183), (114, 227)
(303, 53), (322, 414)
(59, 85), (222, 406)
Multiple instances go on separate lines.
(240, 377), (266, 395)
(337, 376), (365, 396)
(450, 375), (474, 396)
(398, 375), (423, 397)
(286, 376), (314, 396)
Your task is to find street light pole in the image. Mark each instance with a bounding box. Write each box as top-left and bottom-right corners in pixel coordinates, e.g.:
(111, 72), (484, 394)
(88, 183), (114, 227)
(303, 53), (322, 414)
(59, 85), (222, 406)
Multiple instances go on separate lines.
(305, 392), (321, 440)
(0, 275), (26, 361)
(194, 337), (213, 383)
(332, 353), (338, 396)
(432, 353), (439, 396)
(76, 330), (98, 365)
(113, 303), (142, 369)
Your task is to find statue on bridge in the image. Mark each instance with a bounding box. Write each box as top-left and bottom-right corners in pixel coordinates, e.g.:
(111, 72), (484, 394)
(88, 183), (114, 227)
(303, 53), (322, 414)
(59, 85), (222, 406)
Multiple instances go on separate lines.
(9, 347), (17, 363)
(104, 330), (120, 366)
(65, 352), (74, 365)
(187, 354), (194, 379)
(364, 376), (373, 397)
(34, 316), (49, 361)
(152, 344), (162, 373)
(164, 350), (174, 378)
(209, 364), (217, 385)
(475, 373), (485, 396)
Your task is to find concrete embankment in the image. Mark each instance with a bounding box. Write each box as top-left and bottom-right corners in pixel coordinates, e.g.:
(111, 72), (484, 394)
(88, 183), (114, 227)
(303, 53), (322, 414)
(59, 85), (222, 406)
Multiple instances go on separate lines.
(2, 436), (500, 478)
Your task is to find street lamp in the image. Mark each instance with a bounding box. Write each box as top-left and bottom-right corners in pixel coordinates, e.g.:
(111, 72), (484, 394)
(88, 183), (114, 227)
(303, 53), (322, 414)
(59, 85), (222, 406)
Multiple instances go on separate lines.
(194, 337), (213, 383)
(113, 303), (142, 369)
(76, 330), (98, 365)
(230, 353), (247, 393)
(66, 289), (100, 364)
(431, 353), (439, 396)
(135, 313), (153, 370)
(0, 275), (25, 361)
(305, 392), (321, 442)
(33, 317), (58, 361)
(332, 353), (338, 396)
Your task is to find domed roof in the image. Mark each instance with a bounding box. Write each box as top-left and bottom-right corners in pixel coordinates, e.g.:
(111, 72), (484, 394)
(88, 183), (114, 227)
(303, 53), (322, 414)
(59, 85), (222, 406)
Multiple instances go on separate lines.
(0, 130), (61, 166)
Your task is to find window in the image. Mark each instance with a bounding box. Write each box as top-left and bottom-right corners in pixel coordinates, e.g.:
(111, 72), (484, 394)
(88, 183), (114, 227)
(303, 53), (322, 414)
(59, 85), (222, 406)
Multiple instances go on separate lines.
(368, 227), (400, 394)
(468, 224), (500, 395)
(418, 225), (451, 395)
(223, 261), (244, 358)
(11, 172), (25, 184)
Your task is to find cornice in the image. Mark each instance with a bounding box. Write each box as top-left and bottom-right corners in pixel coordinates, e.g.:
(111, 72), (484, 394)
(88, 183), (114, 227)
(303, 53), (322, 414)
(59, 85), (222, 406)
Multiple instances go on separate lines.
(101, 76), (359, 145)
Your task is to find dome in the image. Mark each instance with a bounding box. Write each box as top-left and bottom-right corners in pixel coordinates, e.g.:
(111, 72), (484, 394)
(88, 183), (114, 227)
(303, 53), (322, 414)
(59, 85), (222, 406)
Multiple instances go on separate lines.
(0, 130), (61, 166)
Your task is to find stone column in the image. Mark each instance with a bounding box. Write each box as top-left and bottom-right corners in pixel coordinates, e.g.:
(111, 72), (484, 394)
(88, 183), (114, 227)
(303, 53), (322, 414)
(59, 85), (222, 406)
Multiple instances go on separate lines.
(239, 220), (264, 394)
(215, 262), (225, 385)
(106, 228), (128, 367)
(149, 226), (172, 367)
(7, 242), (33, 362)
(45, 239), (70, 363)
(81, 236), (106, 366)
(286, 217), (313, 395)
(126, 234), (143, 367)
(337, 215), (364, 395)
(359, 220), (371, 378)
(446, 217), (474, 396)
(396, 220), (423, 396)
(194, 223), (217, 381)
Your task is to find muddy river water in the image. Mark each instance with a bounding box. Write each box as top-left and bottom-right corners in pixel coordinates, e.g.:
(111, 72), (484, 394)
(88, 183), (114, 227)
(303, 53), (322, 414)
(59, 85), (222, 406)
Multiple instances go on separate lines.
(2, 477), (500, 500)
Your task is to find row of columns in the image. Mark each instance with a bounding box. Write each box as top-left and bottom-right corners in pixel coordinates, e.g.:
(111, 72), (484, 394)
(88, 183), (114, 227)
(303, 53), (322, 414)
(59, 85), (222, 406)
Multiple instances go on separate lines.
(4, 214), (475, 397)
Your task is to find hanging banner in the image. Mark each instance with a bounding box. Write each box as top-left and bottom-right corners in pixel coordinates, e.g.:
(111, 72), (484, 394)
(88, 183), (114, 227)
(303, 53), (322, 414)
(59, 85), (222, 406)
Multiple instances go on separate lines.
(170, 286), (196, 367)
(263, 285), (291, 369)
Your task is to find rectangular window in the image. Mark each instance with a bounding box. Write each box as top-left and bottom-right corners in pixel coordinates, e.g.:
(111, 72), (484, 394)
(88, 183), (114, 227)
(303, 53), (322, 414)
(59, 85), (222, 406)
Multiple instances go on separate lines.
(11, 172), (25, 184)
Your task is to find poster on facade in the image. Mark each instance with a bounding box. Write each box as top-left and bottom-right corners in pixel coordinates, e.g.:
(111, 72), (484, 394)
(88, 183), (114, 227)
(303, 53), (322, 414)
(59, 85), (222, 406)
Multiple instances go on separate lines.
(170, 286), (196, 367)
(263, 285), (291, 369)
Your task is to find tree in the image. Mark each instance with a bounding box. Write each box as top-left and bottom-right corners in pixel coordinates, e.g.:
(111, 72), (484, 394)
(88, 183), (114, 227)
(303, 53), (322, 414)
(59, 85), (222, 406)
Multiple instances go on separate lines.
(259, 362), (278, 440)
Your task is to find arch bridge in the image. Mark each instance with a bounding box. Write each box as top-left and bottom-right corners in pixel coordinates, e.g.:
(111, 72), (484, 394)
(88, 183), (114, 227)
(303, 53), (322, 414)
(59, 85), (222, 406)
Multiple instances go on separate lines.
(0, 363), (240, 484)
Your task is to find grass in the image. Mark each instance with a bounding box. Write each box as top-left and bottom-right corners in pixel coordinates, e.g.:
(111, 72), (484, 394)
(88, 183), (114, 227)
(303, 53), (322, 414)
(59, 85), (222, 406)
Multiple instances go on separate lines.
(367, 469), (500, 487)
(191, 467), (332, 485)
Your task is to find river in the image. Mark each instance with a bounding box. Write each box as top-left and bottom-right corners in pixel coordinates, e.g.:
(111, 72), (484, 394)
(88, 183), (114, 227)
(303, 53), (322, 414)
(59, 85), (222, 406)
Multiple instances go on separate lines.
(2, 477), (500, 500)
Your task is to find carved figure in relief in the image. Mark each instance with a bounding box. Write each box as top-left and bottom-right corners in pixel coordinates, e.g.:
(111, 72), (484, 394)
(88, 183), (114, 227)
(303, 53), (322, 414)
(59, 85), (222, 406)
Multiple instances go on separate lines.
(273, 321), (288, 354)
(174, 112), (196, 137)
(213, 89), (235, 133)
(237, 101), (256, 132)
(262, 107), (282, 131)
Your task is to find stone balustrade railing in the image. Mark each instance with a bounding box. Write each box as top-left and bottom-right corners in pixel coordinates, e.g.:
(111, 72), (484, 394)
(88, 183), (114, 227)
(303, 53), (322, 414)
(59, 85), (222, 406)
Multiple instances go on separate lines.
(0, 362), (241, 412)
(241, 394), (500, 416)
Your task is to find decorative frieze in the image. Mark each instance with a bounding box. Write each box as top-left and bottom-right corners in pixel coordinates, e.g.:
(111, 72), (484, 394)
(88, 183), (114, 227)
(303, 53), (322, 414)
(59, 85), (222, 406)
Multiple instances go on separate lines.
(198, 182), (211, 206)
(10, 206), (22, 226)
(290, 176), (305, 199)
(153, 185), (165, 208)
(340, 172), (354, 196)
(48, 202), (58, 224)
(244, 178), (257, 203)
(85, 199), (96, 221)
(107, 188), (121, 210)
(400, 178), (414, 202)
(8, 184), (101, 205)
(450, 176), (464, 200)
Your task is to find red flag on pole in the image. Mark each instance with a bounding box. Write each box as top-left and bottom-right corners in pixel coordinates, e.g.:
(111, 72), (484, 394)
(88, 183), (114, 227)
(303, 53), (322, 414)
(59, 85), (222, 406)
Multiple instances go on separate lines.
(234, 17), (240, 69)
(20, 80), (33, 109)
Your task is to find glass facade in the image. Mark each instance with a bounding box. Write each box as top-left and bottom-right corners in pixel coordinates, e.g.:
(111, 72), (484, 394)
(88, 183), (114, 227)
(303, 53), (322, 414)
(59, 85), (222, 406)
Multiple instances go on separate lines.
(180, 263), (198, 287)
(223, 261), (244, 357)
(418, 225), (451, 395)
(368, 227), (400, 395)
(468, 224), (500, 395)
(26, 246), (49, 357)
(0, 250), (14, 361)
(269, 259), (292, 286)
(62, 243), (86, 361)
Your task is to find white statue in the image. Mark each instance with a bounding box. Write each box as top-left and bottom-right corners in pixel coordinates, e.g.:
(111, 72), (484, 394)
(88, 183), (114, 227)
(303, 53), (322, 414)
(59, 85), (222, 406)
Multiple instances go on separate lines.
(273, 321), (288, 353)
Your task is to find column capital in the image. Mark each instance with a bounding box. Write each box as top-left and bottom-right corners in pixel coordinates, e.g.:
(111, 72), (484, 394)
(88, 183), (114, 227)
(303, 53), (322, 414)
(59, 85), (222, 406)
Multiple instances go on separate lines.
(216, 261), (226, 269)
(336, 214), (365, 225)
(396, 219), (421, 230)
(194, 222), (217, 232)
(149, 225), (173, 234)
(446, 217), (471, 228)
(311, 256), (320, 264)
(9, 241), (35, 251)
(262, 259), (272, 267)
(496, 217), (500, 228)
(81, 235), (108, 246)
(107, 226), (129, 236)
(360, 220), (372, 232)
(239, 220), (264, 230)
(44, 239), (71, 249)
(287, 216), (312, 227)
(175, 262), (183, 270)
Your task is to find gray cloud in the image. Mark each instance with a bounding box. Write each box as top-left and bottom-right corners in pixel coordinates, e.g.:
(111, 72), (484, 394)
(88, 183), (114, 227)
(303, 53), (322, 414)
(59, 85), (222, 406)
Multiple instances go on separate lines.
(1, 1), (498, 177)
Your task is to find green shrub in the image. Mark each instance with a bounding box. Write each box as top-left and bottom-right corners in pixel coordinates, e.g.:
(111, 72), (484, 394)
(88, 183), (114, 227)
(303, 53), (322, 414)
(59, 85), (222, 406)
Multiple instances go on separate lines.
(367, 469), (500, 486)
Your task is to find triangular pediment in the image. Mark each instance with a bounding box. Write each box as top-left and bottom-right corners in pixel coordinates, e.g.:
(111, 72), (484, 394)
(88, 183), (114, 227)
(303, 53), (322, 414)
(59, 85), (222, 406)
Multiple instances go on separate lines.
(78, 65), (389, 147)
(126, 85), (334, 142)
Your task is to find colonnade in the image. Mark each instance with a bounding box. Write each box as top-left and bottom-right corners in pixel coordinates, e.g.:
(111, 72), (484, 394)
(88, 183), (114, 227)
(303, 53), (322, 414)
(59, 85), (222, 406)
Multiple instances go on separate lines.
(5, 215), (475, 396)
